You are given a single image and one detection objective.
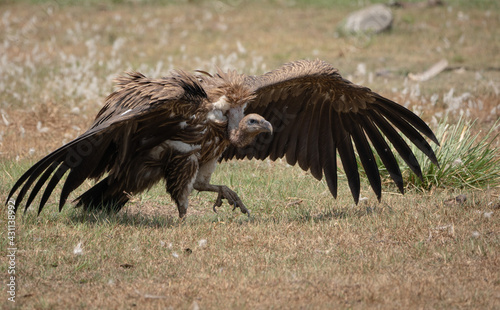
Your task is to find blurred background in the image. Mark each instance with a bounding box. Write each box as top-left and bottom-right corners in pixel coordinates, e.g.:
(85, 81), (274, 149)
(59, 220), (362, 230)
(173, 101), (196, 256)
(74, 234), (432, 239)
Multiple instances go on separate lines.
(1, 0), (499, 161)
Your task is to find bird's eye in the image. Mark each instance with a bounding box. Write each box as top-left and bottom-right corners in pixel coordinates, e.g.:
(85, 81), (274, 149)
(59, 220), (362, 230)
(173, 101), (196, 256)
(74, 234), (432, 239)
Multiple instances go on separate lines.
(248, 119), (257, 125)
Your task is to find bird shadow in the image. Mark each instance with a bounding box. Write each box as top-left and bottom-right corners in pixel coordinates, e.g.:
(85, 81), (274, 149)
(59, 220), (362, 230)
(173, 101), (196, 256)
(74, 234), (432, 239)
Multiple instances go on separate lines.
(63, 202), (392, 228)
(66, 208), (181, 229)
(289, 203), (392, 224)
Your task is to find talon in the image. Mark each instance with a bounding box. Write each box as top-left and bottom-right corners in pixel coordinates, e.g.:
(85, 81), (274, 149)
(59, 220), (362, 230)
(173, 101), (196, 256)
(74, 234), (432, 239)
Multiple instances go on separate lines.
(240, 204), (250, 216)
(212, 191), (223, 213)
(211, 186), (251, 216)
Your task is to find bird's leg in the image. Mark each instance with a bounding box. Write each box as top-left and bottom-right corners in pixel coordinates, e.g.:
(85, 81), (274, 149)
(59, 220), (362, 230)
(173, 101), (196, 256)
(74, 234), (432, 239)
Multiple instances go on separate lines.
(194, 183), (250, 216)
(163, 152), (199, 219)
(194, 158), (250, 216)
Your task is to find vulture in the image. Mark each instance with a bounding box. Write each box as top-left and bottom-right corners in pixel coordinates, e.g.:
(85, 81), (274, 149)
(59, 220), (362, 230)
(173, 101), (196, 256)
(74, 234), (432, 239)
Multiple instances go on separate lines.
(6, 59), (439, 218)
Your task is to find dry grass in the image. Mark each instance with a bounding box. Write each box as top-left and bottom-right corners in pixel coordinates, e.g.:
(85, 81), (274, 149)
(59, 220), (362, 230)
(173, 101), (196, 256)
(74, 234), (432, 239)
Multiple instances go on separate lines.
(1, 1), (500, 309)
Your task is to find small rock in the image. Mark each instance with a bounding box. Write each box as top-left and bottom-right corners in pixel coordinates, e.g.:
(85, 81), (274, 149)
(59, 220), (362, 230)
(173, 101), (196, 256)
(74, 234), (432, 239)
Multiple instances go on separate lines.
(73, 242), (84, 256)
(483, 211), (493, 218)
(70, 107), (81, 114)
(339, 4), (393, 35)
(198, 239), (208, 248)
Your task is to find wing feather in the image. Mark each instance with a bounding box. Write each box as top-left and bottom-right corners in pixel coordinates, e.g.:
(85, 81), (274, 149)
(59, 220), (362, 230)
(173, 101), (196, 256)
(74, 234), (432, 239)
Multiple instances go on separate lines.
(304, 95), (323, 179)
(319, 101), (338, 198)
(268, 99), (302, 161)
(356, 113), (404, 194)
(296, 100), (314, 173)
(332, 112), (360, 203)
(39, 164), (70, 214)
(372, 96), (439, 144)
(372, 100), (438, 165)
(370, 112), (423, 178)
(284, 105), (307, 166)
(345, 113), (381, 200)
(24, 162), (61, 212)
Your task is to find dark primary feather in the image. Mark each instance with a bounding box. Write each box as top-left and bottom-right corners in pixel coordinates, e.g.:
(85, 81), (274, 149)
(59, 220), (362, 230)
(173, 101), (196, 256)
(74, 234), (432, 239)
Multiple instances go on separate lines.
(221, 59), (439, 203)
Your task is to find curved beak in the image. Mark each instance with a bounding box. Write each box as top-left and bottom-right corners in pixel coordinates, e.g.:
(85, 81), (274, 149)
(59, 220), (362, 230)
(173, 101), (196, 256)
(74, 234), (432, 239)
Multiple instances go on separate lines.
(261, 120), (273, 135)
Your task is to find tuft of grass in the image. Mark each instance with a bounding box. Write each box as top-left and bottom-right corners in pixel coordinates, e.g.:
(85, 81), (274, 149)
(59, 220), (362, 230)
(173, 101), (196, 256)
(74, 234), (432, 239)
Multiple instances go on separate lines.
(368, 117), (500, 191)
(418, 117), (500, 190)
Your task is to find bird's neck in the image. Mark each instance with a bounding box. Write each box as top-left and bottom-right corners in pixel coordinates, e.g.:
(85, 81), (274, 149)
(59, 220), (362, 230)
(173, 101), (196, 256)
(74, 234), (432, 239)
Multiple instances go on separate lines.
(227, 106), (252, 147)
(229, 127), (257, 148)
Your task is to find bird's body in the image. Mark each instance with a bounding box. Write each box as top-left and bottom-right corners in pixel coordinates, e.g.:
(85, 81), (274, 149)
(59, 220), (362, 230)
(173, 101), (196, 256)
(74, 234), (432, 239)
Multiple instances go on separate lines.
(7, 59), (439, 218)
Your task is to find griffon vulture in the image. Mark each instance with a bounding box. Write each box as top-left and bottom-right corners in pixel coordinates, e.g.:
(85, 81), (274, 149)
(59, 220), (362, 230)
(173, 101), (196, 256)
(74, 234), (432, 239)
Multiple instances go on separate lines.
(7, 59), (439, 218)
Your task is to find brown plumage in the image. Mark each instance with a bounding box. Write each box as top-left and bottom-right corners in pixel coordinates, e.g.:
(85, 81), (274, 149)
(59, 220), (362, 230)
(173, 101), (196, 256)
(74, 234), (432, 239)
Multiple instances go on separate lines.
(7, 59), (439, 218)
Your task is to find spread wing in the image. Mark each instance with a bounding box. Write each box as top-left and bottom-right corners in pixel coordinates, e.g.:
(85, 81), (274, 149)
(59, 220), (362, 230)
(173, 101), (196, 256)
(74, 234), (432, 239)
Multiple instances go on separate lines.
(221, 59), (439, 203)
(7, 71), (208, 214)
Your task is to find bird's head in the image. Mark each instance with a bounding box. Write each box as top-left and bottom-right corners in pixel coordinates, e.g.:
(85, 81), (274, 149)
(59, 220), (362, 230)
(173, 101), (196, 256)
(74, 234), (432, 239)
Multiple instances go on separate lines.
(240, 114), (273, 135)
(229, 114), (273, 147)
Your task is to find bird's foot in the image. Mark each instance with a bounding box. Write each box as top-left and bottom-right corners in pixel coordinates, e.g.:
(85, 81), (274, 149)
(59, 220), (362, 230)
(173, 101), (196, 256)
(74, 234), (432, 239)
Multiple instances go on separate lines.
(212, 186), (250, 216)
